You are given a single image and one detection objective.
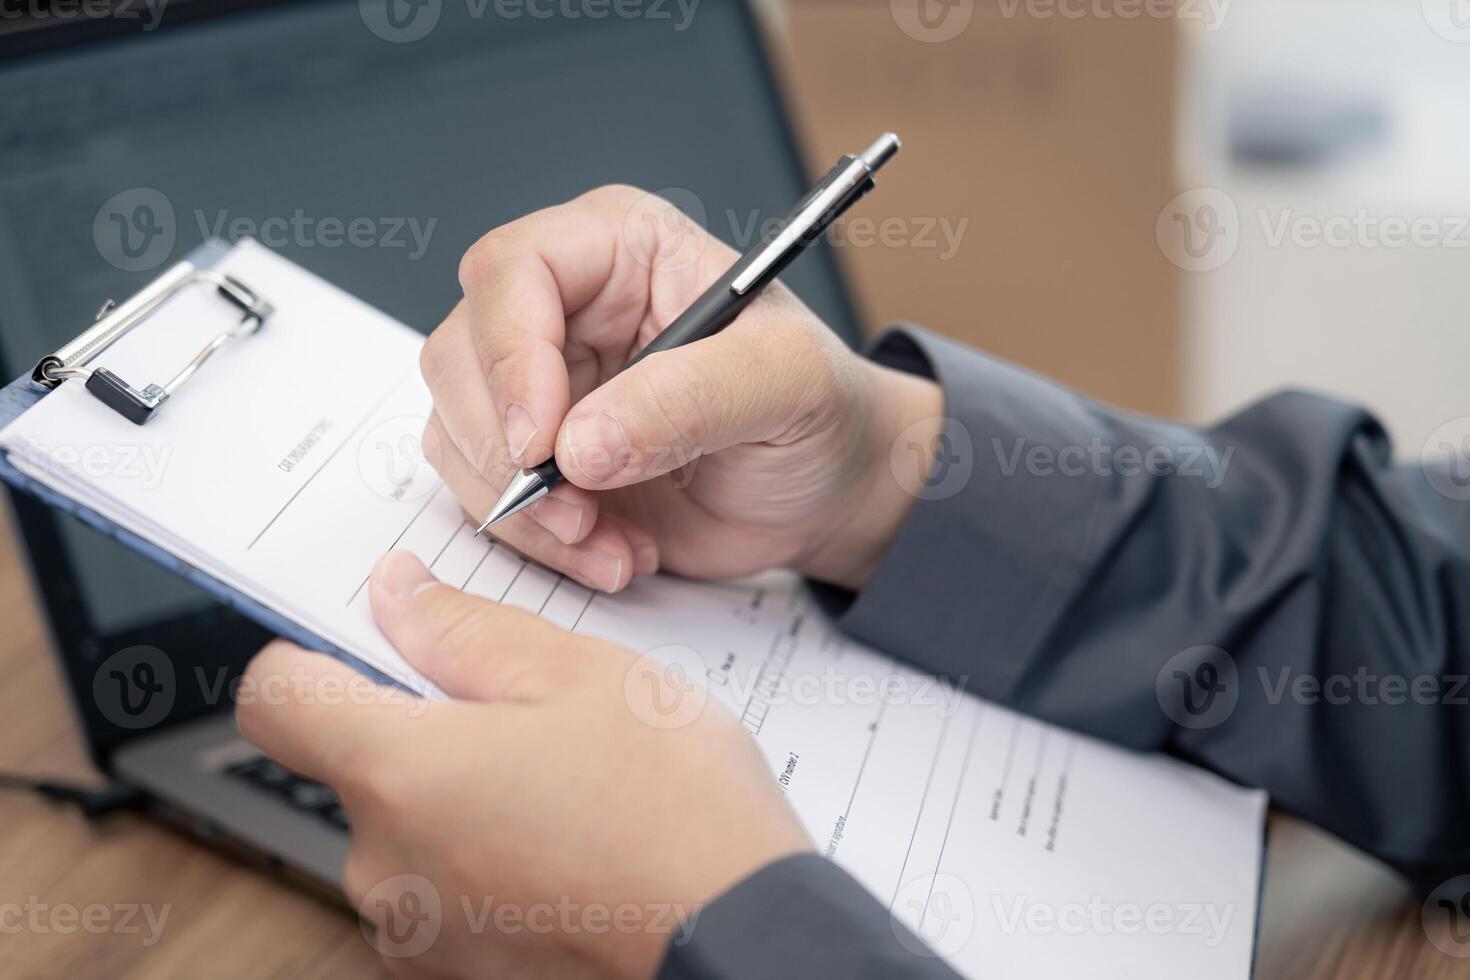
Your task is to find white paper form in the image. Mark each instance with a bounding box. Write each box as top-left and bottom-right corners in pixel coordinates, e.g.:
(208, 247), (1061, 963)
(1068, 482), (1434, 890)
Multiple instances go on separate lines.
(0, 242), (1265, 976)
(560, 574), (1265, 979)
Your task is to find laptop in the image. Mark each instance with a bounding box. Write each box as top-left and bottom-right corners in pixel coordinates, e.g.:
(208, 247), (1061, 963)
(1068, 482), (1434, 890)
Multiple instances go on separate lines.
(0, 0), (861, 892)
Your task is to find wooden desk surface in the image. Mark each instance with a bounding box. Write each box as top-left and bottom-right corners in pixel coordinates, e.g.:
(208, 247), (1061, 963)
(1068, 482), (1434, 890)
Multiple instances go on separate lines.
(0, 515), (1465, 979)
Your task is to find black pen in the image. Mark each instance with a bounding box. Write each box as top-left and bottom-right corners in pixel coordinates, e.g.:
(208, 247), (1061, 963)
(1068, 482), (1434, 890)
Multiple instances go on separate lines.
(475, 131), (902, 533)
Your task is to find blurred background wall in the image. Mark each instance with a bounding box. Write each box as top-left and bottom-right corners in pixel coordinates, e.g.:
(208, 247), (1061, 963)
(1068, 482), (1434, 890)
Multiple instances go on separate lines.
(769, 0), (1470, 457)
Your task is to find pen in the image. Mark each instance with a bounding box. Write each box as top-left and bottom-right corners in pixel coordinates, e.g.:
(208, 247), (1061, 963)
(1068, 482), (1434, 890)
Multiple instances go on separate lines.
(476, 131), (902, 533)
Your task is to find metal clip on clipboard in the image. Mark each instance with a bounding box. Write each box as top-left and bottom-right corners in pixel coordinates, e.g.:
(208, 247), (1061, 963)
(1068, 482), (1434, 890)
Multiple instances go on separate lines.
(30, 259), (274, 425)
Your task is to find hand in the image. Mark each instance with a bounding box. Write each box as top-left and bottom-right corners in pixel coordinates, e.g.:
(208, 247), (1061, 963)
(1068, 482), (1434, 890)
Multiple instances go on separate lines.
(237, 550), (812, 979)
(420, 185), (942, 594)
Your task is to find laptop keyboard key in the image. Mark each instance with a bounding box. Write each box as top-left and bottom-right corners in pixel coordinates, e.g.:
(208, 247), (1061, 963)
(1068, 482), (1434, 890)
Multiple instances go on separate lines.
(288, 780), (336, 810)
(224, 756), (349, 832)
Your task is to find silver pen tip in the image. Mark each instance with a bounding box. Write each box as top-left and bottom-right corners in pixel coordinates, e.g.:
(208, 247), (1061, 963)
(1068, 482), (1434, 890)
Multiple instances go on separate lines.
(474, 468), (551, 536)
(859, 132), (902, 173)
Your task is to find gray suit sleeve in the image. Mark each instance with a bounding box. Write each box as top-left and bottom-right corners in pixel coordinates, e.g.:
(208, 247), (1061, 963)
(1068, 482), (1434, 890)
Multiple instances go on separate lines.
(657, 854), (962, 980)
(813, 324), (1470, 891)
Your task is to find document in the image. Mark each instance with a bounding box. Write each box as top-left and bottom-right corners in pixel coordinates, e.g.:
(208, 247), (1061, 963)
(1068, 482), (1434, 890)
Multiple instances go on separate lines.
(0, 241), (1265, 976)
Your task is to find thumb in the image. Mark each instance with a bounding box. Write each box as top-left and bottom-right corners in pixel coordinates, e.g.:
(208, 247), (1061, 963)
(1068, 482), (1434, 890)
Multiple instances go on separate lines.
(368, 550), (573, 702)
(553, 320), (836, 490)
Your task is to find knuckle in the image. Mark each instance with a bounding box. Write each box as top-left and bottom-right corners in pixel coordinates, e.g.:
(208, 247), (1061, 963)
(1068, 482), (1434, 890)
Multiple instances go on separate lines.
(418, 330), (452, 390)
(584, 183), (647, 210)
(456, 238), (498, 294)
(457, 233), (527, 297)
(481, 341), (521, 395)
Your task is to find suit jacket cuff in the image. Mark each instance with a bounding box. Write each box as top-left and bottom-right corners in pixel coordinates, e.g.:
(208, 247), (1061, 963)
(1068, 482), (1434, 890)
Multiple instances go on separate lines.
(656, 853), (960, 980)
(809, 325), (1104, 698)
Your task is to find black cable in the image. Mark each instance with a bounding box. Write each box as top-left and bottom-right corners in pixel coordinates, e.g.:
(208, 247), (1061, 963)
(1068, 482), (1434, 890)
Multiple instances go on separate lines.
(0, 772), (144, 819)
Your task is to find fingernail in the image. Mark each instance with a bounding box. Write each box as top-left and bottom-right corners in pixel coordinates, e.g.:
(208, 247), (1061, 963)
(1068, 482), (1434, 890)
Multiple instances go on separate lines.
(374, 550), (436, 602)
(571, 550), (624, 592)
(531, 495), (584, 544)
(633, 542), (659, 576)
(564, 412), (631, 483)
(504, 403), (537, 465)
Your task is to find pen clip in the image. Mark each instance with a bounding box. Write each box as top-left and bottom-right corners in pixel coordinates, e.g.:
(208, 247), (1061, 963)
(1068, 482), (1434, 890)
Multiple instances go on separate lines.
(728, 134), (899, 295)
(730, 155), (874, 295)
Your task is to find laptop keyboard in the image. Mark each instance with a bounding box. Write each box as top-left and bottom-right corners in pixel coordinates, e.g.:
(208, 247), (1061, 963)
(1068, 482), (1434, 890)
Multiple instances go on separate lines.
(224, 756), (350, 832)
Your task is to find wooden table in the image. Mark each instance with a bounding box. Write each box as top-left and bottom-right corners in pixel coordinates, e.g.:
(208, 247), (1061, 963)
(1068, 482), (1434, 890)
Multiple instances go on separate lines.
(0, 514), (1464, 979)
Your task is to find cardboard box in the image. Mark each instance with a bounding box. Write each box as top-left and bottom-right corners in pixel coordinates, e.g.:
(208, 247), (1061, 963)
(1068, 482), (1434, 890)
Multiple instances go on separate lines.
(775, 0), (1182, 415)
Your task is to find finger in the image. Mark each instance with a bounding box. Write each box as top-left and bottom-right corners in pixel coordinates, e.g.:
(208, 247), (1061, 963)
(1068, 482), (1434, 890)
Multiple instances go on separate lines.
(423, 415), (635, 592)
(452, 187), (642, 468)
(528, 483), (599, 546)
(553, 307), (842, 490)
(234, 641), (422, 786)
(561, 186), (737, 391)
(419, 303), (518, 478)
(422, 410), (600, 547)
(599, 511), (660, 577)
(369, 550), (581, 702)
(452, 186), (737, 465)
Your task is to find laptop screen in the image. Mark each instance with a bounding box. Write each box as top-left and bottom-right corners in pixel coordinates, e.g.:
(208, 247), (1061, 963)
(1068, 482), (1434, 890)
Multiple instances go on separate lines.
(0, 0), (857, 646)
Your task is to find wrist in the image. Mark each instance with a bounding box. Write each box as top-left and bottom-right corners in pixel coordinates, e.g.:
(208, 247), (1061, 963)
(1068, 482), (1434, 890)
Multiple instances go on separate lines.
(799, 360), (943, 591)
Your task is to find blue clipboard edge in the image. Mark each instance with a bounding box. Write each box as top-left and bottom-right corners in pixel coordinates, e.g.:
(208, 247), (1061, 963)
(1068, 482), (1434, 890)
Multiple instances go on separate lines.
(0, 239), (410, 694)
(1252, 815), (1268, 977)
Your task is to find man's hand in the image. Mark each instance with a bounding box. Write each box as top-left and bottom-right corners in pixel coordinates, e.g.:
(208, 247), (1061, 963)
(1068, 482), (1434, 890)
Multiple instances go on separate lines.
(237, 550), (812, 979)
(421, 185), (942, 593)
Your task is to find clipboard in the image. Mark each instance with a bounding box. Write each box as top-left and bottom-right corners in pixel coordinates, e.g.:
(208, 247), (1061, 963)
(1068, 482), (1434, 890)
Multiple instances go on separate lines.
(0, 241), (1272, 974)
(0, 240), (408, 691)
